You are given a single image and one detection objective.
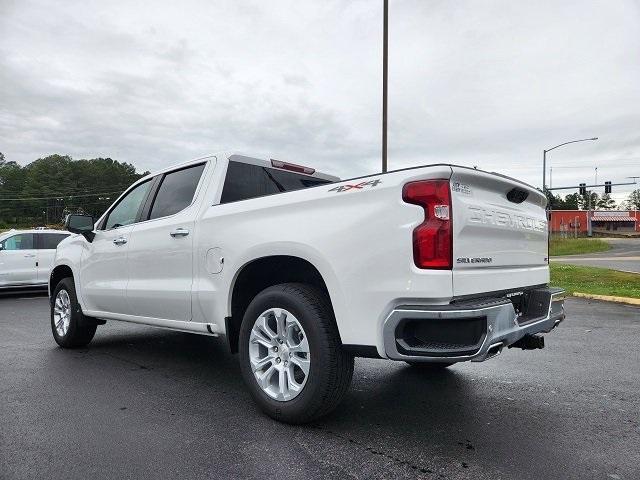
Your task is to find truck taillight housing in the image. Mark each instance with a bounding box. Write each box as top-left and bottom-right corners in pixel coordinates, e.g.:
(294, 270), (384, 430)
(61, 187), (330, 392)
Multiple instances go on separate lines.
(402, 180), (452, 269)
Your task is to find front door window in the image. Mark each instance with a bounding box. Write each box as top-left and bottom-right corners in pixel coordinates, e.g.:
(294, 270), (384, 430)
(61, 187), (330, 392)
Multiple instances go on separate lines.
(1, 233), (35, 250)
(104, 180), (152, 230)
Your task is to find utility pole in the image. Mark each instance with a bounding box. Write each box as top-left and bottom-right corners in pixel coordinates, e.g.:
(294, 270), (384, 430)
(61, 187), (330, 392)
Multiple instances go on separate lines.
(628, 177), (640, 231)
(592, 167), (598, 237)
(542, 149), (546, 190)
(382, 0), (388, 173)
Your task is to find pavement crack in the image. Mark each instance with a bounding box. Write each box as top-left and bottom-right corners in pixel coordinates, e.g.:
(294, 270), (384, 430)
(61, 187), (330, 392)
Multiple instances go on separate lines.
(309, 425), (439, 477)
(95, 351), (154, 371)
(292, 434), (361, 480)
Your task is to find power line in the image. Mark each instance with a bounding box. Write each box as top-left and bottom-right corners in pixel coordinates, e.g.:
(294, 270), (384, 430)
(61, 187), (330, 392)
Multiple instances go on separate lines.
(0, 186), (131, 198)
(0, 190), (125, 201)
(0, 184), (134, 198)
(549, 165), (639, 170)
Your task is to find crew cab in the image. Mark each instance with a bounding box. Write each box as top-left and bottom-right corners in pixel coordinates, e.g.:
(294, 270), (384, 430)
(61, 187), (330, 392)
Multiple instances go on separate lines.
(49, 152), (565, 423)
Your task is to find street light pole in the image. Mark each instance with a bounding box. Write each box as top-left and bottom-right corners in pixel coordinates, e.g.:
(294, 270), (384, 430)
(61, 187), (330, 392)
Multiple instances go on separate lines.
(587, 190), (592, 237)
(542, 149), (546, 191)
(382, 0), (388, 173)
(542, 137), (598, 190)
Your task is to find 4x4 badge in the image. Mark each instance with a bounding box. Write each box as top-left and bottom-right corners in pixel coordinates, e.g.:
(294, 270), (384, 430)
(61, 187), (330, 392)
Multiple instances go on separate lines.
(328, 179), (382, 193)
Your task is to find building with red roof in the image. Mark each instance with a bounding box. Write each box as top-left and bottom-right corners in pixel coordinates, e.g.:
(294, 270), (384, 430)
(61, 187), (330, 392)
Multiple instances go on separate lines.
(549, 210), (639, 235)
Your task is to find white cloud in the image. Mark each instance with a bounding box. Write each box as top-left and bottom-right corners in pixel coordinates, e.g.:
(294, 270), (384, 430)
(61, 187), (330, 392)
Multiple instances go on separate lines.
(1, 0), (639, 201)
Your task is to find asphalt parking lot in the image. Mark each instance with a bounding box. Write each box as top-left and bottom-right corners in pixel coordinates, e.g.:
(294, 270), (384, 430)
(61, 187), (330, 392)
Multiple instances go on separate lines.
(1, 294), (639, 480)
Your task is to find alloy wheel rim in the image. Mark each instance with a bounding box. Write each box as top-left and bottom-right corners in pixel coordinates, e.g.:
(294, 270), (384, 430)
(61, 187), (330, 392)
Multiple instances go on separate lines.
(248, 308), (310, 402)
(53, 289), (71, 337)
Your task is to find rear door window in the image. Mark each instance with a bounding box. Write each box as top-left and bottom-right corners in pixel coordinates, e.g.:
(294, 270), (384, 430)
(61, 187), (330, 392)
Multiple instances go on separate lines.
(148, 163), (205, 220)
(37, 233), (70, 250)
(220, 161), (331, 203)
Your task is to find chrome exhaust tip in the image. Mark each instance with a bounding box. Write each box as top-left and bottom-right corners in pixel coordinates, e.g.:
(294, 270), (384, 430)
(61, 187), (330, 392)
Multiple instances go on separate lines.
(486, 342), (504, 359)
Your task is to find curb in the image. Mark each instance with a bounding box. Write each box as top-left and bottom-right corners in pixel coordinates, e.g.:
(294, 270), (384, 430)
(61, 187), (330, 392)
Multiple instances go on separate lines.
(572, 292), (640, 306)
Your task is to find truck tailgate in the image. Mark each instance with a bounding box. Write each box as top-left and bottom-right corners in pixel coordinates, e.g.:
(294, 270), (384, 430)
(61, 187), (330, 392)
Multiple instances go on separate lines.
(449, 167), (549, 296)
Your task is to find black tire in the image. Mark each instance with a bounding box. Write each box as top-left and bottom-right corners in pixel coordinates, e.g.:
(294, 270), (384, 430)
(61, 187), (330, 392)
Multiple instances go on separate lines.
(238, 283), (354, 424)
(405, 361), (454, 369)
(50, 277), (97, 348)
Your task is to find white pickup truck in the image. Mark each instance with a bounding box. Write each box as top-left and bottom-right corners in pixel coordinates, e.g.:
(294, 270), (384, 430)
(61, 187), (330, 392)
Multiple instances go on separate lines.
(50, 152), (565, 423)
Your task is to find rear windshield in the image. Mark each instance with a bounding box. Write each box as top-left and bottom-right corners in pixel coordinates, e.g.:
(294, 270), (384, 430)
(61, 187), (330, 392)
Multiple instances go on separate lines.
(220, 161), (332, 204)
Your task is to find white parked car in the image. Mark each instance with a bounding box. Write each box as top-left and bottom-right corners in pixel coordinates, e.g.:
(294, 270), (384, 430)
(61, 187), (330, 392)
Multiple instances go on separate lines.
(0, 229), (70, 289)
(50, 152), (565, 423)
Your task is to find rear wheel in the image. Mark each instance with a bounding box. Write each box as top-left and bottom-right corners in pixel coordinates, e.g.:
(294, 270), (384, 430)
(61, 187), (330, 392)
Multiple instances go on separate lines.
(239, 283), (354, 424)
(405, 361), (454, 369)
(51, 277), (97, 348)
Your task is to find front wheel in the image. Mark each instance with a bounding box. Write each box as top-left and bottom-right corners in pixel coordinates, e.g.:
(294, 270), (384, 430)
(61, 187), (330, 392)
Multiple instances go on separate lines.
(51, 277), (97, 348)
(238, 283), (354, 424)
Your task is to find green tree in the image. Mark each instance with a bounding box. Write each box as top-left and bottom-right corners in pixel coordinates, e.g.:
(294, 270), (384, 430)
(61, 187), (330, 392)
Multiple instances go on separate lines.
(563, 193), (579, 209)
(0, 160), (26, 226)
(0, 161), (24, 190)
(0, 152), (5, 165)
(596, 193), (616, 210)
(578, 191), (599, 210)
(0, 154), (146, 227)
(544, 189), (564, 209)
(623, 189), (640, 210)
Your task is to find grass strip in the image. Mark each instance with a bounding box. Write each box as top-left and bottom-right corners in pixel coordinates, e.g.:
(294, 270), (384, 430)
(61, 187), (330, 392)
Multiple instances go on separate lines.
(549, 238), (610, 256)
(550, 263), (640, 299)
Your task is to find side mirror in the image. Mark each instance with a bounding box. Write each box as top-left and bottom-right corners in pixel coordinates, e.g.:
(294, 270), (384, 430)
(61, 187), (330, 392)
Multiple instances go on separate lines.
(65, 214), (95, 242)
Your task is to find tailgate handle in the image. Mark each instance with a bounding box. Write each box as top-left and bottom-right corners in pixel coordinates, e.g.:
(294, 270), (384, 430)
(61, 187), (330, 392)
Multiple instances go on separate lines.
(506, 188), (529, 204)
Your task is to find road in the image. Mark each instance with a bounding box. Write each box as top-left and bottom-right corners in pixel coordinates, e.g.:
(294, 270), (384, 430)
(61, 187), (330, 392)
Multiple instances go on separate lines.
(552, 238), (640, 273)
(1, 294), (639, 480)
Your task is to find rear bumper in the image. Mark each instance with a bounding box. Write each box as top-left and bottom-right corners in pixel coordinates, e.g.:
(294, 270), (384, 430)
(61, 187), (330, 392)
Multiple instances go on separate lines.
(382, 287), (565, 363)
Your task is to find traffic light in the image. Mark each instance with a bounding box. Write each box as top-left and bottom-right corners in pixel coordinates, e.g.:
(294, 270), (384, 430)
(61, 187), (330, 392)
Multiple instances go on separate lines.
(579, 183), (586, 195)
(605, 181), (612, 194)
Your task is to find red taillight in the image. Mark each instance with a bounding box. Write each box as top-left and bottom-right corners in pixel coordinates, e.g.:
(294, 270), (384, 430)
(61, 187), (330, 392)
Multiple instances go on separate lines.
(270, 159), (316, 175)
(402, 179), (452, 269)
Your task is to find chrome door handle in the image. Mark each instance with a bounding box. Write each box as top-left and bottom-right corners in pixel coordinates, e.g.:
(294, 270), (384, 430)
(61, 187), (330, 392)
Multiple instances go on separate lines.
(113, 237), (127, 246)
(170, 228), (190, 238)
(23, 253), (36, 258)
